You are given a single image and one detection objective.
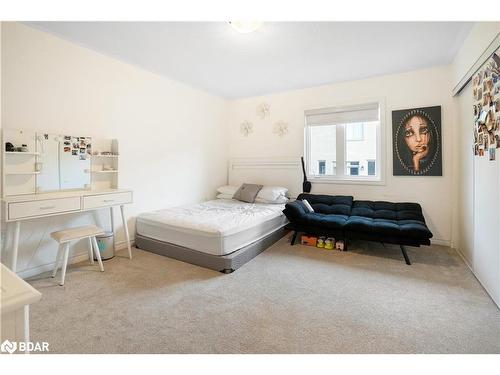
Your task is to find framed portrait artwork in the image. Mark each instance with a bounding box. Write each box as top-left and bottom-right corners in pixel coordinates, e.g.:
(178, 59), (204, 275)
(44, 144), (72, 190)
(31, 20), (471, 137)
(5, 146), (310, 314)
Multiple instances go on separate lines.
(392, 106), (442, 176)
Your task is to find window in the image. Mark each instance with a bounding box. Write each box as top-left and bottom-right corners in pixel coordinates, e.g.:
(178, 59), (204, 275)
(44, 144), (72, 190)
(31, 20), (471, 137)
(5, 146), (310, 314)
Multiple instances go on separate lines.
(318, 160), (326, 175)
(346, 123), (364, 141)
(347, 161), (359, 176)
(367, 160), (376, 176)
(305, 102), (382, 183)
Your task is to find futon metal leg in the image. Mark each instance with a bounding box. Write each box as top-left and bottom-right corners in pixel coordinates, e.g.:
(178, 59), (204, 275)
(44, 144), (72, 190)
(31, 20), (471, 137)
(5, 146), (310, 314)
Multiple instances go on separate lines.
(400, 245), (411, 265)
(290, 231), (298, 246)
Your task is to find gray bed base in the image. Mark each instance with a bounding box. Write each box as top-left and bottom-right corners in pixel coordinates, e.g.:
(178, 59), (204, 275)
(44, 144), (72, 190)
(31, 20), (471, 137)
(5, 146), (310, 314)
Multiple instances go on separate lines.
(135, 227), (287, 273)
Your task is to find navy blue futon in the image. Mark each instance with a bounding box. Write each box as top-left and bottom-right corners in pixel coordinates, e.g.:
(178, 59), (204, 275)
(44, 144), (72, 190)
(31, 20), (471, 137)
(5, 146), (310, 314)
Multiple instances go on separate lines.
(283, 193), (433, 265)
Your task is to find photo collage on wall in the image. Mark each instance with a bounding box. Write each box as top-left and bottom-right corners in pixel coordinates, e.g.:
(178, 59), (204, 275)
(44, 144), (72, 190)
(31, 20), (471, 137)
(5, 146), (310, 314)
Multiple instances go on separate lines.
(472, 46), (500, 161)
(63, 136), (92, 160)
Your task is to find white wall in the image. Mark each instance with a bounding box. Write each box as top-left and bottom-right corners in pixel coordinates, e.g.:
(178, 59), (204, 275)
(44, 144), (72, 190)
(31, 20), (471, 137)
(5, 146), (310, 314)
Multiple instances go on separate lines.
(0, 22), (228, 277)
(452, 22), (500, 307)
(228, 66), (455, 245)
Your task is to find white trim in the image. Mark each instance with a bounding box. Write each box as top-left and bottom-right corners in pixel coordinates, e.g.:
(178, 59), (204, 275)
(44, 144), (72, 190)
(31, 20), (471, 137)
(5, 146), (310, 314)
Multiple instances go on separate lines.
(452, 32), (500, 96)
(309, 177), (385, 186)
(454, 246), (500, 309)
(430, 238), (451, 247)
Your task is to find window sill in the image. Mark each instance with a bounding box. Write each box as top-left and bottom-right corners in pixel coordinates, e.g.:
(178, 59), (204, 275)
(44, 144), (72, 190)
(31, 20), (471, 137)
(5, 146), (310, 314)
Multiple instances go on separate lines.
(309, 177), (386, 186)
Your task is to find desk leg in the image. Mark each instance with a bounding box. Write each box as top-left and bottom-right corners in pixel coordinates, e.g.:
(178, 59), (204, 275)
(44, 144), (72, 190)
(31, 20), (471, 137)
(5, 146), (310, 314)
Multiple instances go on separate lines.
(11, 221), (21, 273)
(109, 207), (115, 251)
(120, 205), (132, 259)
(24, 305), (30, 354)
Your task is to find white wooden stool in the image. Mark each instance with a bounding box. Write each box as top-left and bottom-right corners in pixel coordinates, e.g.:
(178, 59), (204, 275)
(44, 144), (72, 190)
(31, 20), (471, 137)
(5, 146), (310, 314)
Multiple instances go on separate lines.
(50, 225), (105, 286)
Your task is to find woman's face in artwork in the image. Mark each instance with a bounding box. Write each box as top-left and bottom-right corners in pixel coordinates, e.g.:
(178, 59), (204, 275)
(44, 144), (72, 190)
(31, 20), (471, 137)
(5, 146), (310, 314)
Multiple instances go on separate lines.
(404, 115), (430, 154)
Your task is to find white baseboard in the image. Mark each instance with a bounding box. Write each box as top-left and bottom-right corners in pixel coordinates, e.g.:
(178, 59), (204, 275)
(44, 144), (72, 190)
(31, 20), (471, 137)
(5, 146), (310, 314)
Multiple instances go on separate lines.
(430, 238), (451, 247)
(454, 246), (500, 309)
(17, 239), (134, 280)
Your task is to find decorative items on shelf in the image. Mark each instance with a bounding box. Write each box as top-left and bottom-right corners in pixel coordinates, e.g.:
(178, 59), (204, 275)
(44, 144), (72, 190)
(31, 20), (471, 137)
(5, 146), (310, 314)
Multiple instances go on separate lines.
(240, 121), (253, 137)
(5, 142), (29, 152)
(92, 151), (119, 156)
(273, 120), (289, 137)
(472, 46), (500, 161)
(256, 102), (270, 120)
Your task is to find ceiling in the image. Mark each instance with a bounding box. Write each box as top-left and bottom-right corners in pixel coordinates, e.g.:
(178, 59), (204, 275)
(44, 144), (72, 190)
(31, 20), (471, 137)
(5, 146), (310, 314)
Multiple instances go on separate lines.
(26, 22), (473, 99)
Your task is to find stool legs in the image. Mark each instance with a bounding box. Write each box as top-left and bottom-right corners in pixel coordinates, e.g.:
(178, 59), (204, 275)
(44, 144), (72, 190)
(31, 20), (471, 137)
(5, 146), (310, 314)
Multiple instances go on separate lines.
(88, 237), (94, 264)
(53, 236), (105, 286)
(91, 236), (104, 272)
(59, 243), (70, 286)
(52, 244), (64, 278)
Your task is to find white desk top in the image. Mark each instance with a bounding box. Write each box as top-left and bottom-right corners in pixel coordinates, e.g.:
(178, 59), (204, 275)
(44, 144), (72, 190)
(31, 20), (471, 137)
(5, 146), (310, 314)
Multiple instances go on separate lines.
(2, 188), (132, 203)
(0, 264), (42, 313)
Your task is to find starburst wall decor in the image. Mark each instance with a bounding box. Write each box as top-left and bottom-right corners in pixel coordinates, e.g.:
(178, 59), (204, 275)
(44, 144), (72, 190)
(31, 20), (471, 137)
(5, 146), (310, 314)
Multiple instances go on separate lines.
(240, 121), (253, 137)
(256, 102), (270, 120)
(273, 121), (289, 137)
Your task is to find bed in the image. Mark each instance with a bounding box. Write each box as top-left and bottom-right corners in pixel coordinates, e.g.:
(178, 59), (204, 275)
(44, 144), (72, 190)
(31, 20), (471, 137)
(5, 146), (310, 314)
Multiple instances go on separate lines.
(135, 198), (288, 273)
(135, 157), (301, 273)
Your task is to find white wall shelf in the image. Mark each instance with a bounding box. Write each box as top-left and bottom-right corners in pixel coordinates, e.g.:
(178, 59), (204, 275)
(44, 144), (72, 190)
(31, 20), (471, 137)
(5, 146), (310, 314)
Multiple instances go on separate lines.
(5, 151), (41, 156)
(3, 130), (120, 195)
(5, 172), (41, 175)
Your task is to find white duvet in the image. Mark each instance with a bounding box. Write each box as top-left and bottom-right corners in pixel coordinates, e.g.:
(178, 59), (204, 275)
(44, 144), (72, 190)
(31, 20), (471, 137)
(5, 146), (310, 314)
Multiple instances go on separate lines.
(136, 199), (287, 256)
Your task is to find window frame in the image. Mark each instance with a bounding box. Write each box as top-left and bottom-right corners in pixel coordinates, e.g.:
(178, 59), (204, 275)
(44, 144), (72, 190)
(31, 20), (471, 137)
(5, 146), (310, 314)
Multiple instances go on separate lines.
(304, 98), (386, 185)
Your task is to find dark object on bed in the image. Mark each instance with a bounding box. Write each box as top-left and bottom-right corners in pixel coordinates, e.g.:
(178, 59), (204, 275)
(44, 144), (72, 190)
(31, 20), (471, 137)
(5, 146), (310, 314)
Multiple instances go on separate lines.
(283, 193), (433, 265)
(135, 227), (286, 274)
(300, 157), (311, 193)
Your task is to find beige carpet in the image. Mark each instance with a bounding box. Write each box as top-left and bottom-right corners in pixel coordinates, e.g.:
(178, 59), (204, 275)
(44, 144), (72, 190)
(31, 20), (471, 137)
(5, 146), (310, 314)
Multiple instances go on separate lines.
(27, 235), (500, 354)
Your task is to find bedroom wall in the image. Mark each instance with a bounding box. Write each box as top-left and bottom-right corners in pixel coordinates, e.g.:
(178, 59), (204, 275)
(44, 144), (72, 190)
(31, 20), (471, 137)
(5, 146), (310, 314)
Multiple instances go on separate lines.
(451, 22), (500, 307)
(0, 22), (228, 277)
(228, 66), (455, 246)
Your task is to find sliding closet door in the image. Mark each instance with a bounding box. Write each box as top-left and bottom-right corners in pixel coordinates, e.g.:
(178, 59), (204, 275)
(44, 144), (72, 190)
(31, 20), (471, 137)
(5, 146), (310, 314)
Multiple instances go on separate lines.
(473, 152), (500, 305)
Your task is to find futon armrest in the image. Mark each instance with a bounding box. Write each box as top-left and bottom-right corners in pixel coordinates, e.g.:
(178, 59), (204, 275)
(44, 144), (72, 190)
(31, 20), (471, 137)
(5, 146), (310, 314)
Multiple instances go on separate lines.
(282, 200), (307, 223)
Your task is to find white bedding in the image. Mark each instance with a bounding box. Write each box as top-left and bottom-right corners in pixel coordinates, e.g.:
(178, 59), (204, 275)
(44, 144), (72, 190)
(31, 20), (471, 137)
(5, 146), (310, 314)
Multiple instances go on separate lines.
(136, 199), (288, 256)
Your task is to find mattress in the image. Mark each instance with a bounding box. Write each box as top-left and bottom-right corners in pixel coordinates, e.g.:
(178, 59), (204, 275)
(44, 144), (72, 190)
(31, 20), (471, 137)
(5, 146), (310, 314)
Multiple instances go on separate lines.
(136, 199), (288, 256)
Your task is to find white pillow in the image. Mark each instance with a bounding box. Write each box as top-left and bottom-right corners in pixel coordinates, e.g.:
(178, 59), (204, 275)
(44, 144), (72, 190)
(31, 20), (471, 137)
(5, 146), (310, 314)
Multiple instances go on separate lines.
(256, 186), (288, 201)
(255, 196), (289, 204)
(216, 185), (238, 195)
(216, 193), (234, 200)
(302, 199), (314, 213)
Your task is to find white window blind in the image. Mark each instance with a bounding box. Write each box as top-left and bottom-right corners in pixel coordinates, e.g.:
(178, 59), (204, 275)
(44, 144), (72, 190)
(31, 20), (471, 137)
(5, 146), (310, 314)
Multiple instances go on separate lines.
(305, 102), (379, 126)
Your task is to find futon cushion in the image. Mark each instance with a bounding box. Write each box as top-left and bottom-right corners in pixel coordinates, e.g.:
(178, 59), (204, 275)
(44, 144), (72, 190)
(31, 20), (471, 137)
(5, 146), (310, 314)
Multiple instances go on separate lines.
(345, 200), (432, 240)
(302, 212), (349, 230)
(297, 193), (353, 216)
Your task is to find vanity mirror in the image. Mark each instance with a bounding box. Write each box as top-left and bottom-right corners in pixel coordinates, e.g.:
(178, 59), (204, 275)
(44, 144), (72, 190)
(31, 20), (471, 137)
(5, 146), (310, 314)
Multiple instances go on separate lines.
(2, 129), (92, 196)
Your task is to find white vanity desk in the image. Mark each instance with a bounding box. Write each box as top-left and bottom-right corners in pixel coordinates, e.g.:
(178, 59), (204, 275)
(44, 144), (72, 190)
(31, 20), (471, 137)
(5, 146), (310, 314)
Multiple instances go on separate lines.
(2, 188), (133, 273)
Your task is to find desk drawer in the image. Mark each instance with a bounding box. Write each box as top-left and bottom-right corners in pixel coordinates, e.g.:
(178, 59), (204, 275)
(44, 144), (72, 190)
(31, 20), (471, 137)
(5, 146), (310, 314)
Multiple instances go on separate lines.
(8, 197), (81, 220)
(83, 191), (132, 210)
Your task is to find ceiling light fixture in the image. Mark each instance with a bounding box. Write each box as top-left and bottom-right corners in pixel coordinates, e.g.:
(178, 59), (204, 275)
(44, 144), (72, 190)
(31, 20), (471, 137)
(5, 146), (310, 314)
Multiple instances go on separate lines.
(228, 21), (263, 34)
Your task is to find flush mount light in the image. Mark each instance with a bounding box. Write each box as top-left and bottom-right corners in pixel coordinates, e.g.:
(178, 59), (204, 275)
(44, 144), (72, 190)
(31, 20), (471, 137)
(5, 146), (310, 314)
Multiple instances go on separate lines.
(228, 21), (263, 33)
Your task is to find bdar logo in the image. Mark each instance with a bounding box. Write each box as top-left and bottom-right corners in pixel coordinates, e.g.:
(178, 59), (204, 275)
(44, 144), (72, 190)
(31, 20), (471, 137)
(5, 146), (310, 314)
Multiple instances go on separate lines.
(1, 340), (17, 354)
